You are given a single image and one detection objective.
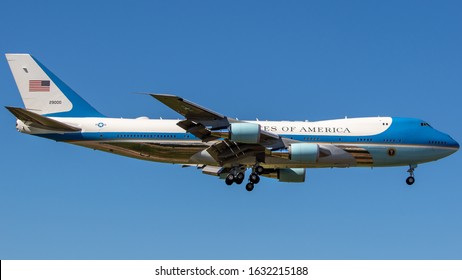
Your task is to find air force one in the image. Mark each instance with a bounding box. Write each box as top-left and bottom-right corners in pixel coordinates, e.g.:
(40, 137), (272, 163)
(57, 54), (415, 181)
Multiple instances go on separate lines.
(5, 54), (459, 191)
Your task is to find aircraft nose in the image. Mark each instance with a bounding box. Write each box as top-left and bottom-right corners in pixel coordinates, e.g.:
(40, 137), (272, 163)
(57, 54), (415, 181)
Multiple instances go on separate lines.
(454, 139), (460, 150)
(438, 131), (459, 153)
(447, 136), (459, 150)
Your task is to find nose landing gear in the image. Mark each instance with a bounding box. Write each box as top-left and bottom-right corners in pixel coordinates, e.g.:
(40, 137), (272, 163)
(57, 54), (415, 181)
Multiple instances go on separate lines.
(406, 164), (417, 186)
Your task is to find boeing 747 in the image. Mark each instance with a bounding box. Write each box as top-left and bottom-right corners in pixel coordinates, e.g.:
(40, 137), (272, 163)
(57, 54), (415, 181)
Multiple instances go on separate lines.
(5, 54), (459, 191)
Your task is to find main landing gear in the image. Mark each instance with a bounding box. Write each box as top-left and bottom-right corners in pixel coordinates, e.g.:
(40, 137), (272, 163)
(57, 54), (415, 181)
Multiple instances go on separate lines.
(225, 171), (245, 185)
(225, 165), (265, 192)
(406, 164), (417, 186)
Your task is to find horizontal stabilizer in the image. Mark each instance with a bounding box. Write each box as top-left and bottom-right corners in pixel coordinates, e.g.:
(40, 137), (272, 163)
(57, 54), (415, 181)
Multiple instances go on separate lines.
(5, 106), (81, 131)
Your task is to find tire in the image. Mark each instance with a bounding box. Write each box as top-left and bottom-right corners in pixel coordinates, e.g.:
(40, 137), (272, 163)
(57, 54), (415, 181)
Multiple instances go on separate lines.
(406, 176), (415, 185)
(236, 172), (245, 181)
(225, 174), (235, 186)
(249, 173), (260, 184)
(255, 166), (264, 175)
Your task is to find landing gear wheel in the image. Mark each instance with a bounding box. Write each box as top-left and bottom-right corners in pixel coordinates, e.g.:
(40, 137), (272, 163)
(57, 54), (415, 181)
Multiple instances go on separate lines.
(246, 182), (254, 192)
(406, 164), (417, 186)
(255, 166), (264, 175)
(236, 172), (245, 181)
(225, 174), (235, 186)
(406, 176), (415, 186)
(249, 173), (260, 184)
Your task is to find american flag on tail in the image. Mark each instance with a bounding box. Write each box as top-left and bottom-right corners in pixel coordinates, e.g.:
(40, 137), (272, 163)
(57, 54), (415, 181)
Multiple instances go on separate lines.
(29, 80), (50, 92)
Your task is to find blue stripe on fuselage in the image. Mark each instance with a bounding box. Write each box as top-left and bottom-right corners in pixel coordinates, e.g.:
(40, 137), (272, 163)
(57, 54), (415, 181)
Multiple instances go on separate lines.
(35, 132), (198, 142)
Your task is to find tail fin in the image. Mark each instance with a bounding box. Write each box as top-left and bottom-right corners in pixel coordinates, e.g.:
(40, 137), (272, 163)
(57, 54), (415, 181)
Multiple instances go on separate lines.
(5, 54), (104, 117)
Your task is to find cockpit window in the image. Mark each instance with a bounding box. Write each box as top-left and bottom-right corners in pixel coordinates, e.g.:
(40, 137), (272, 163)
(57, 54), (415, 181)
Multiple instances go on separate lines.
(420, 122), (432, 127)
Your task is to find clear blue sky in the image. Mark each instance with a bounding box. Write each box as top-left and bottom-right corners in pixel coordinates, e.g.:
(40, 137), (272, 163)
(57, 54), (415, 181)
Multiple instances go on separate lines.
(1, 0), (461, 259)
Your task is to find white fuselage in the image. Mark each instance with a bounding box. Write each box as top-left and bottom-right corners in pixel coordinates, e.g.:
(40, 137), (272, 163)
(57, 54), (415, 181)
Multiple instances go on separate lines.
(18, 116), (459, 169)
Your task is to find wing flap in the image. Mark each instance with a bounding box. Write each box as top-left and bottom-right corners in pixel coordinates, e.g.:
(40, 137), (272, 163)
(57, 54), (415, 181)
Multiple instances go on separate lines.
(177, 119), (219, 142)
(201, 165), (225, 176)
(206, 139), (265, 165)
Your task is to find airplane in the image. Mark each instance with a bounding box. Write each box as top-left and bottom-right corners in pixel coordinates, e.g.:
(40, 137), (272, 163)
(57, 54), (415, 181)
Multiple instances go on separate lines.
(5, 53), (459, 191)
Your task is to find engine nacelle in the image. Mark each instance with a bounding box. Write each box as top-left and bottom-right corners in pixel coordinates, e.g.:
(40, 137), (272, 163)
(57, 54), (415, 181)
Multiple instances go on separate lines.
(290, 143), (319, 163)
(229, 123), (261, 144)
(278, 168), (306, 182)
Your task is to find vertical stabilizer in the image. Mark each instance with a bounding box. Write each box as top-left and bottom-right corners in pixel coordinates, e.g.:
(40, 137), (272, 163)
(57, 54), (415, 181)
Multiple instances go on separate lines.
(5, 54), (104, 117)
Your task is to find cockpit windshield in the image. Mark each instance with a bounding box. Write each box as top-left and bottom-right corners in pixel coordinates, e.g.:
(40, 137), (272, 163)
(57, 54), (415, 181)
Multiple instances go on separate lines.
(420, 122), (432, 128)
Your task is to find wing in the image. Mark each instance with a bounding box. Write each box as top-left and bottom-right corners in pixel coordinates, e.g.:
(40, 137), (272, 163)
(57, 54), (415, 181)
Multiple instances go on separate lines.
(152, 94), (230, 142)
(151, 94), (286, 150)
(150, 95), (352, 187)
(152, 94), (226, 121)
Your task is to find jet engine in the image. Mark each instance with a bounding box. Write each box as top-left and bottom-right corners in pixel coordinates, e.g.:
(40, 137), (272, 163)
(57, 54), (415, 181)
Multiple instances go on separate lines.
(229, 123), (261, 144)
(272, 143), (320, 163)
(278, 168), (306, 182)
(290, 143), (319, 163)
